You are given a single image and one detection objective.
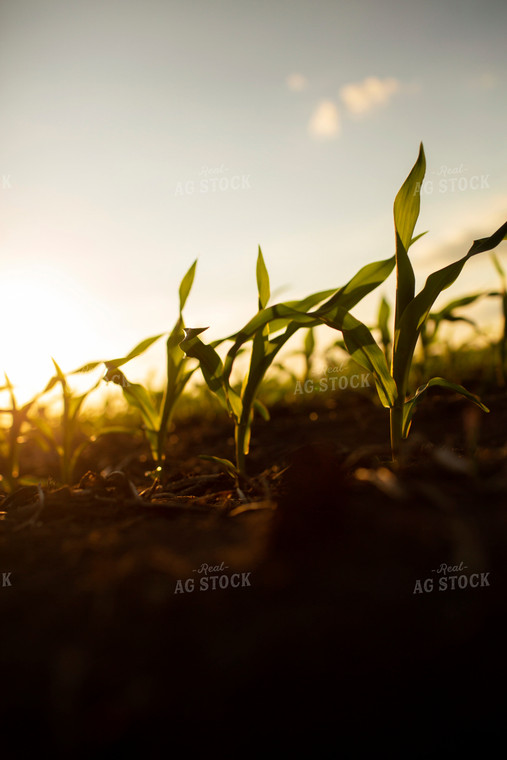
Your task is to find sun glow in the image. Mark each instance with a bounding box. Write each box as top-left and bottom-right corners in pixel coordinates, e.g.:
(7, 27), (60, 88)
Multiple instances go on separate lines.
(0, 266), (104, 404)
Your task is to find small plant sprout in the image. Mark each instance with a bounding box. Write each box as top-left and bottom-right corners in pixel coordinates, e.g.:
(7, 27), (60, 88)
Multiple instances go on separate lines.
(294, 143), (506, 458)
(181, 244), (398, 478)
(0, 375), (41, 492)
(31, 359), (101, 485)
(73, 260), (198, 475)
(417, 291), (497, 371)
(286, 327), (317, 384)
(377, 296), (392, 363)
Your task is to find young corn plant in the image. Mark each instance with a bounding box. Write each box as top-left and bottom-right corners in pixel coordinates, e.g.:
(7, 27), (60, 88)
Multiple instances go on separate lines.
(181, 245), (398, 478)
(419, 292), (494, 366)
(0, 375), (41, 492)
(294, 327), (317, 383)
(288, 143), (507, 458)
(73, 260), (198, 475)
(31, 359), (101, 485)
(377, 295), (392, 363)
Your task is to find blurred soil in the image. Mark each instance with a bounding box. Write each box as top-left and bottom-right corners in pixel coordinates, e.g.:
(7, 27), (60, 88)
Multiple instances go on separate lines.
(1, 387), (507, 754)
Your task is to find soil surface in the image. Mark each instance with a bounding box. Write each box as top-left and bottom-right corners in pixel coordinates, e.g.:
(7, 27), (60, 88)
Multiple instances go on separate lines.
(1, 387), (507, 754)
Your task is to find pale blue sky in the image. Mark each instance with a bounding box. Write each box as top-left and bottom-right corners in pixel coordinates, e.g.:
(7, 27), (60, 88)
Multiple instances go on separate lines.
(0, 0), (506, 398)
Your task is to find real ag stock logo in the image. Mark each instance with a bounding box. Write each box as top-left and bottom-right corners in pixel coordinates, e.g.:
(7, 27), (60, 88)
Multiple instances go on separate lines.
(414, 163), (490, 195)
(294, 363), (371, 394)
(413, 561), (490, 594)
(174, 562), (252, 594)
(174, 164), (252, 196)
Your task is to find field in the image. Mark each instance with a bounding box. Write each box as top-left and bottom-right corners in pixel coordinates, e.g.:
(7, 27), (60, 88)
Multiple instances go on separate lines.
(1, 147), (507, 753)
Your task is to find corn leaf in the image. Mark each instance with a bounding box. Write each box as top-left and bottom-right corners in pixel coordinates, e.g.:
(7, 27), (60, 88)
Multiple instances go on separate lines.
(71, 334), (164, 376)
(179, 259), (197, 312)
(256, 246), (270, 310)
(394, 143), (426, 329)
(394, 220), (507, 397)
(223, 255), (396, 386)
(315, 256), (396, 316)
(199, 455), (239, 480)
(316, 307), (397, 407)
(491, 251), (506, 284)
(253, 398), (270, 421)
(402, 377), (490, 438)
(106, 334), (165, 370)
(122, 382), (159, 432)
(304, 327), (315, 359)
(179, 328), (242, 420)
(378, 296), (391, 353)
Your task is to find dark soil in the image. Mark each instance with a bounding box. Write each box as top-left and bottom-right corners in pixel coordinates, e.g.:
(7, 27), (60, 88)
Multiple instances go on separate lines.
(1, 387), (507, 755)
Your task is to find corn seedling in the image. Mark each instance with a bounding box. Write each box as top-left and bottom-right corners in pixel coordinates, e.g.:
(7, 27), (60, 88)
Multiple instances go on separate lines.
(419, 292), (497, 368)
(377, 296), (392, 363)
(181, 243), (397, 477)
(0, 375), (42, 492)
(288, 144), (506, 458)
(73, 261), (198, 474)
(295, 327), (317, 383)
(31, 359), (101, 485)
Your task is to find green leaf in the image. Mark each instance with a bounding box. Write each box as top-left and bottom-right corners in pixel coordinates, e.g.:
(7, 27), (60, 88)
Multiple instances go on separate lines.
(393, 143), (426, 328)
(179, 259), (197, 313)
(122, 382), (159, 432)
(394, 219), (507, 397)
(223, 255), (396, 386)
(179, 328), (242, 420)
(67, 390), (92, 424)
(490, 251), (506, 285)
(315, 256), (396, 316)
(29, 416), (57, 448)
(199, 455), (239, 481)
(253, 398), (270, 421)
(68, 439), (95, 482)
(256, 246), (270, 310)
(95, 426), (138, 436)
(468, 222), (507, 255)
(402, 377), (490, 438)
(70, 360), (104, 374)
(378, 296), (391, 351)
(108, 334), (165, 369)
(252, 289), (337, 337)
(426, 292), (491, 341)
(394, 143), (426, 253)
(304, 327), (315, 359)
(317, 307), (397, 407)
(72, 335), (165, 376)
(51, 358), (67, 386)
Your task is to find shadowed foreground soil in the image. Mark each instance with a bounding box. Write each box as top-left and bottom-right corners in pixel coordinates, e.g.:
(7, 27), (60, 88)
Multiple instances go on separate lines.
(1, 389), (507, 754)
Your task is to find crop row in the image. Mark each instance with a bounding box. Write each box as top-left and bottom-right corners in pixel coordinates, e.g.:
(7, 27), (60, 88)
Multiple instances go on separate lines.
(1, 144), (506, 493)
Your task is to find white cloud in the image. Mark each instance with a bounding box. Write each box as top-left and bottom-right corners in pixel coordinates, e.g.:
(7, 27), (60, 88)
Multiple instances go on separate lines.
(339, 76), (401, 117)
(308, 100), (340, 138)
(287, 73), (308, 92)
(468, 72), (498, 90)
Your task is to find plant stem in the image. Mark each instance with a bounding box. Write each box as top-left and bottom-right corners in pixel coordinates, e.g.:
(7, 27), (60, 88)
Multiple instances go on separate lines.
(235, 422), (247, 478)
(390, 403), (403, 460)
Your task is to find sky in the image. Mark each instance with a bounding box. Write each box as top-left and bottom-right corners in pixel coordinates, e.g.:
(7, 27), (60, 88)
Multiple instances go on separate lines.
(0, 0), (506, 402)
